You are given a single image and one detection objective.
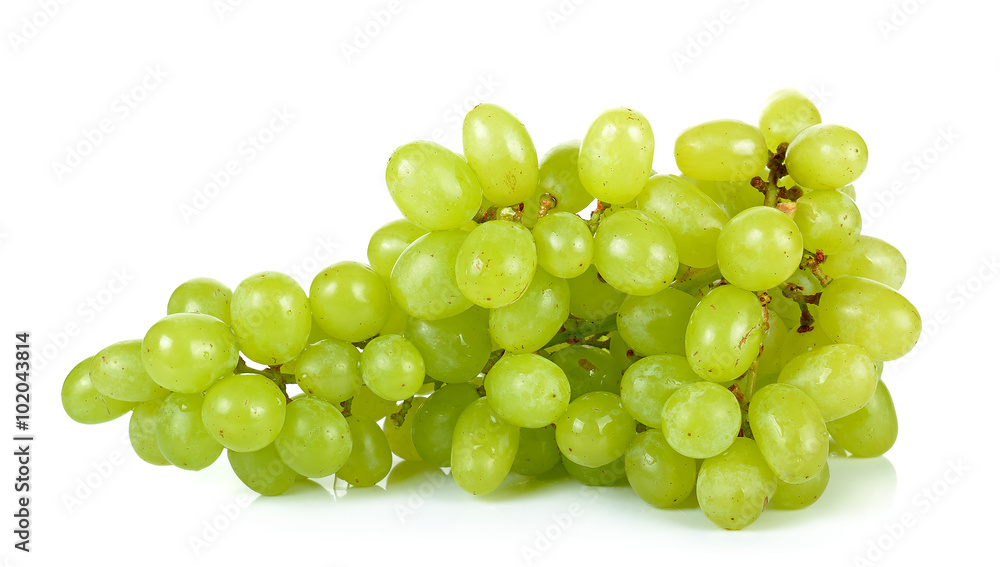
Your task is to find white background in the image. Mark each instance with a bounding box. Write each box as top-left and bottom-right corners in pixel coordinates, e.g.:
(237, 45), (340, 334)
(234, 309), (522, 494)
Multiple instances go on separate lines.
(2, 0), (997, 565)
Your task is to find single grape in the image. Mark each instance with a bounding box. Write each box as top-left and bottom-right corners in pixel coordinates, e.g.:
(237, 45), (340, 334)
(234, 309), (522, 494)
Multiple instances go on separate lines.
(129, 399), (170, 466)
(794, 190), (862, 254)
(455, 220), (537, 308)
(822, 235), (906, 290)
(310, 261), (390, 343)
(593, 209), (678, 296)
(378, 297), (409, 336)
(778, 344), (879, 421)
(616, 287), (697, 356)
(689, 177), (764, 218)
(785, 124), (868, 190)
(816, 275), (921, 361)
(717, 206), (804, 291)
(827, 379), (897, 457)
(274, 396), (352, 478)
(532, 212), (594, 279)
(749, 383), (828, 484)
(349, 385), (398, 421)
(685, 285), (764, 382)
(674, 119), (768, 182)
(231, 271), (311, 366)
(202, 373), (286, 452)
(294, 339), (363, 405)
(155, 392), (223, 471)
(758, 88), (822, 151)
(451, 397), (520, 495)
(548, 344), (623, 401)
(485, 353), (571, 428)
(228, 443), (300, 496)
(337, 415), (393, 487)
(757, 308), (788, 377)
(385, 140), (482, 230)
(511, 425), (561, 476)
(167, 277), (233, 325)
(90, 340), (169, 402)
(636, 174), (730, 268)
(390, 230), (473, 320)
(405, 307), (491, 383)
(578, 107), (654, 204)
(521, 141), (594, 226)
(383, 397), (426, 461)
(141, 312), (239, 394)
(62, 356), (133, 424)
(361, 335), (425, 401)
(620, 354), (701, 428)
(409, 383), (480, 467)
(771, 462), (830, 510)
(462, 103), (538, 207)
(567, 265), (626, 321)
(660, 382), (741, 459)
(696, 437), (777, 530)
(624, 429), (697, 508)
(562, 454), (627, 487)
(555, 391), (635, 468)
(489, 269), (570, 353)
(366, 218), (429, 281)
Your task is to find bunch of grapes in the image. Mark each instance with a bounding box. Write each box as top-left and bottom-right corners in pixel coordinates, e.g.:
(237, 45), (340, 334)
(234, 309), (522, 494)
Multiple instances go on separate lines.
(62, 88), (920, 530)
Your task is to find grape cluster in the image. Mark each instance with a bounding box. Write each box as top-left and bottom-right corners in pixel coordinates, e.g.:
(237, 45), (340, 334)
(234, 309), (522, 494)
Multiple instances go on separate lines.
(62, 88), (921, 530)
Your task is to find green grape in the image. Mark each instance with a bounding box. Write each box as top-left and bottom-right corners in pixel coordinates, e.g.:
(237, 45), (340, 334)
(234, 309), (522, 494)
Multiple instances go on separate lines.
(167, 277), (233, 326)
(294, 339), (363, 405)
(778, 323), (834, 366)
(608, 331), (641, 371)
(816, 275), (921, 360)
(594, 209), (678, 296)
(202, 374), (286, 452)
(532, 212), (594, 279)
(90, 340), (169, 402)
(489, 269), (570, 353)
(485, 353), (571, 428)
(360, 335), (424, 401)
(405, 307), (491, 383)
(696, 437), (777, 530)
(685, 285), (764, 382)
(827, 379), (897, 457)
(274, 396), (352, 478)
(310, 261), (390, 343)
(562, 454), (626, 487)
(228, 443), (299, 496)
(129, 399), (169, 466)
(549, 345), (623, 401)
(555, 391), (635, 468)
(337, 415), (393, 487)
(748, 383), (828, 484)
(660, 382), (740, 459)
(822, 235), (906, 290)
(511, 425), (561, 476)
(383, 397), (425, 461)
(785, 124), (868, 190)
(837, 184), (857, 200)
(62, 356), (133, 424)
(409, 383), (480, 467)
(366, 219), (429, 280)
(689, 178), (764, 218)
(385, 140), (482, 230)
(758, 88), (822, 151)
(141, 313), (239, 393)
(455, 220), (537, 308)
(636, 174), (730, 268)
(349, 385), (397, 420)
(756, 309), (788, 377)
(462, 103), (538, 207)
(390, 230), (473, 320)
(778, 344), (879, 421)
(577, 107), (654, 204)
(620, 354), (701, 428)
(379, 297), (409, 336)
(451, 397), (520, 495)
(616, 287), (697, 356)
(231, 271), (311, 366)
(624, 429), (697, 508)
(794, 190), (862, 254)
(771, 462), (830, 510)
(674, 119), (768, 182)
(155, 392), (223, 471)
(521, 141), (594, 226)
(717, 206), (804, 291)
(567, 265), (626, 321)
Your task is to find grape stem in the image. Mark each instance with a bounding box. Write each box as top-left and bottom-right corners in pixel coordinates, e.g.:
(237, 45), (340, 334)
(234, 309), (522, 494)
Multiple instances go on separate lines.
(671, 265), (722, 295)
(799, 250), (833, 287)
(751, 142), (803, 208)
(389, 397), (414, 428)
(235, 357), (293, 398)
(779, 282), (821, 332)
(543, 315), (617, 350)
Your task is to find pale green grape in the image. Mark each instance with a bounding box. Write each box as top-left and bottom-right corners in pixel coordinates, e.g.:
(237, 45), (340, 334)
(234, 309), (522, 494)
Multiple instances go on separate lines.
(522, 141), (594, 226)
(485, 353), (570, 428)
(155, 392), (223, 471)
(685, 285), (764, 382)
(779, 323), (834, 367)
(837, 184), (857, 200)
(794, 190), (862, 254)
(549, 345), (622, 401)
(383, 397), (425, 461)
(624, 429), (697, 508)
(90, 340), (169, 402)
(778, 344), (879, 421)
(390, 230), (473, 320)
(366, 219), (429, 280)
(141, 313), (239, 393)
(405, 307), (491, 383)
(817, 276), (921, 360)
(129, 399), (169, 466)
(823, 235), (906, 290)
(337, 415), (393, 487)
(310, 261), (390, 343)
(385, 141), (482, 230)
(785, 124), (868, 190)
(455, 220), (537, 308)
(636, 174), (730, 268)
(532, 212), (594, 279)
(462, 103), (538, 207)
(378, 297), (409, 336)
(562, 454), (626, 487)
(717, 206), (804, 291)
(410, 383), (480, 467)
(578, 107), (654, 204)
(167, 277), (233, 326)
(274, 396), (352, 478)
(771, 462), (830, 509)
(231, 271), (311, 366)
(661, 382), (740, 459)
(511, 425), (561, 476)
(489, 269), (569, 353)
(827, 379), (897, 457)
(62, 356), (133, 424)
(360, 335), (425, 401)
(689, 178), (764, 218)
(555, 391), (635, 467)
(593, 209), (678, 296)
(567, 265), (626, 321)
(228, 443), (299, 496)
(202, 373), (286, 452)
(294, 339), (362, 405)
(349, 385), (397, 421)
(756, 309), (788, 378)
(696, 437), (777, 530)
(674, 119), (768, 182)
(616, 287), (697, 356)
(758, 88), (822, 151)
(608, 331), (641, 371)
(749, 383), (828, 484)
(451, 397), (520, 495)
(620, 354), (701, 428)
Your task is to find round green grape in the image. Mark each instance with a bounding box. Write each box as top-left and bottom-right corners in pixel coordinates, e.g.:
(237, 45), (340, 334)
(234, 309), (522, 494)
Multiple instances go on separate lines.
(827, 379), (897, 457)
(785, 124), (868, 191)
(532, 212), (594, 279)
(228, 442), (300, 496)
(90, 340), (169, 402)
(511, 425), (561, 476)
(685, 285), (764, 382)
(129, 398), (169, 466)
(62, 356), (134, 424)
(549, 344), (623, 401)
(294, 339), (363, 405)
(616, 287), (696, 356)
(749, 383), (828, 484)
(310, 261), (390, 343)
(778, 344), (879, 421)
(451, 397), (520, 495)
(816, 275), (921, 361)
(274, 396), (352, 478)
(660, 381), (741, 459)
(405, 307), (491, 383)
(624, 429), (697, 508)
(758, 88), (822, 151)
(717, 206), (804, 291)
(555, 391), (635, 468)
(578, 107), (654, 204)
(231, 271), (311, 366)
(674, 119), (768, 182)
(620, 354), (701, 428)
(141, 312), (239, 393)
(155, 392), (223, 471)
(202, 373), (286, 453)
(462, 103), (538, 207)
(593, 209), (678, 296)
(385, 141), (482, 230)
(390, 230), (473, 320)
(522, 141), (594, 225)
(410, 382), (480, 467)
(636, 174), (729, 268)
(167, 277), (233, 325)
(696, 437), (777, 530)
(337, 415), (393, 487)
(361, 335), (425, 401)
(485, 353), (571, 428)
(794, 189), (862, 254)
(455, 220), (537, 308)
(489, 269), (569, 353)
(366, 218), (429, 280)
(823, 235), (906, 290)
